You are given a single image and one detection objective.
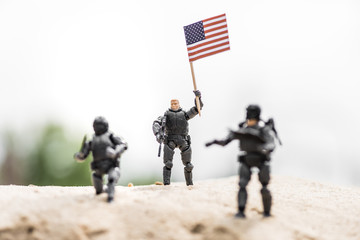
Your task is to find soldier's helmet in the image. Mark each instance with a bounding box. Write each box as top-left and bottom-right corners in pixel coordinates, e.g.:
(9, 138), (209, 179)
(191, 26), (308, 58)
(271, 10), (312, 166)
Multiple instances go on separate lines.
(246, 104), (261, 120)
(93, 116), (109, 135)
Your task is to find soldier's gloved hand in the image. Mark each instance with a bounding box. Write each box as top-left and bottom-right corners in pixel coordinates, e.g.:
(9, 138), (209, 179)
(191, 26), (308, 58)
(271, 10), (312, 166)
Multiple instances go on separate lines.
(115, 145), (127, 157)
(74, 152), (85, 161)
(193, 90), (204, 110)
(193, 90), (201, 98)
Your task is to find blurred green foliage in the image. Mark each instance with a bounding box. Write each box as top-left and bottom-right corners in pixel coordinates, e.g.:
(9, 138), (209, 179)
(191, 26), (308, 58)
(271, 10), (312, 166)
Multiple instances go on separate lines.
(0, 123), (91, 186)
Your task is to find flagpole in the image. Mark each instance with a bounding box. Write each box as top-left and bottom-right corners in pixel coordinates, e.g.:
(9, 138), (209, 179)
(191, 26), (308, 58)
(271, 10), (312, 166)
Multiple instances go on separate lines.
(190, 61), (201, 116)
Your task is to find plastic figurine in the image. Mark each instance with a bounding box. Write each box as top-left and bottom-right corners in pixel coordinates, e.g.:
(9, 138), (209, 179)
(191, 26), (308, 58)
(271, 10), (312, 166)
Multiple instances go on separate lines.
(206, 105), (281, 218)
(152, 90), (203, 186)
(74, 116), (128, 202)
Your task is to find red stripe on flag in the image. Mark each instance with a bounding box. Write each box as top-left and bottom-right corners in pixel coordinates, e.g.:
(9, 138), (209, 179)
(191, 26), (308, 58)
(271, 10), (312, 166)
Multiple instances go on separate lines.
(205, 30), (228, 39)
(187, 36), (229, 51)
(189, 47), (230, 62)
(204, 24), (228, 34)
(188, 41), (230, 57)
(203, 19), (227, 28)
(202, 13), (226, 23)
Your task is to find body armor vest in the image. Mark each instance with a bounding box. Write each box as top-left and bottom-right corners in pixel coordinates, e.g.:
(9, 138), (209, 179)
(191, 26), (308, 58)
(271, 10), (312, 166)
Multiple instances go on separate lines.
(91, 132), (114, 161)
(239, 125), (265, 153)
(165, 109), (189, 136)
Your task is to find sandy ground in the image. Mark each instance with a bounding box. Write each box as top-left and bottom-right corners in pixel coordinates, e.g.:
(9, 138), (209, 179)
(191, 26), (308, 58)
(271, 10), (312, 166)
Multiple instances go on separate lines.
(0, 175), (359, 240)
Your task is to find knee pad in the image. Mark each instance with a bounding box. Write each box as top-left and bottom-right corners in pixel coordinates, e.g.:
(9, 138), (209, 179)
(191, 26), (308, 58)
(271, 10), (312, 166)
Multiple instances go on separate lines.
(184, 162), (194, 172)
(261, 186), (270, 195)
(165, 161), (173, 169)
(239, 178), (249, 188)
(108, 167), (120, 183)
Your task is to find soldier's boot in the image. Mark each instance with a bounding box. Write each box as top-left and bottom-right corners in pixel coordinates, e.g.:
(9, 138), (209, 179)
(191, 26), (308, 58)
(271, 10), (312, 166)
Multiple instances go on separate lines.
(163, 166), (172, 185)
(184, 163), (194, 186)
(261, 186), (272, 217)
(107, 167), (121, 203)
(92, 173), (103, 195)
(236, 188), (247, 218)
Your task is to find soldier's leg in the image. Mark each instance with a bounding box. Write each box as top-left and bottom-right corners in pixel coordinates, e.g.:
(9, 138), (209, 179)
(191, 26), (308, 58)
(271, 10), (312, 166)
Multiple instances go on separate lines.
(236, 163), (251, 218)
(163, 141), (175, 185)
(258, 163), (272, 217)
(106, 167), (121, 202)
(92, 170), (104, 195)
(180, 143), (193, 186)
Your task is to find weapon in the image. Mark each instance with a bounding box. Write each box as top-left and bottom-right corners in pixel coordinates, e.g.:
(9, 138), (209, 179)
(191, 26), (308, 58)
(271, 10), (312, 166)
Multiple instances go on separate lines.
(157, 116), (167, 157)
(80, 135), (87, 151)
(158, 142), (162, 157)
(74, 135), (87, 161)
(205, 139), (226, 147)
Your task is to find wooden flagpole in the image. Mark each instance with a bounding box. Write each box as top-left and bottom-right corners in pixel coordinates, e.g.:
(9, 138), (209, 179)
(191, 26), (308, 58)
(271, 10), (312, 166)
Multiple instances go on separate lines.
(190, 61), (201, 116)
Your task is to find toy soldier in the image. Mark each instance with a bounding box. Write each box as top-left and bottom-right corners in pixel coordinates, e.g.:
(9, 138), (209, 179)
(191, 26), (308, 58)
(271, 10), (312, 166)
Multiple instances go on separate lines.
(206, 105), (281, 218)
(153, 91), (203, 186)
(74, 116), (128, 202)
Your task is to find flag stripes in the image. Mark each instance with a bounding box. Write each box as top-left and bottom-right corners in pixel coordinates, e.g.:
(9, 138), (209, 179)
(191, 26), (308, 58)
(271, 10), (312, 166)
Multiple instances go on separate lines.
(184, 14), (230, 62)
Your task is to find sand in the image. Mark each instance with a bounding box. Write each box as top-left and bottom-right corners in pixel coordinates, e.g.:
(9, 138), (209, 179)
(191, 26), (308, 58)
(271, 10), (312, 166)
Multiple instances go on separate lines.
(0, 176), (359, 240)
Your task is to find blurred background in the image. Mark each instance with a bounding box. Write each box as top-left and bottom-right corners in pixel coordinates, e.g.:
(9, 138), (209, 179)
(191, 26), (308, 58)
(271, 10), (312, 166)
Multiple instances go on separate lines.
(0, 0), (359, 187)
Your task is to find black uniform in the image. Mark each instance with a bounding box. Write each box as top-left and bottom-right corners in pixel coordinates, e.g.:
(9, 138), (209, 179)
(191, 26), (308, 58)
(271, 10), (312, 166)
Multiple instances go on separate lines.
(74, 116), (127, 202)
(153, 92), (203, 186)
(206, 105), (279, 217)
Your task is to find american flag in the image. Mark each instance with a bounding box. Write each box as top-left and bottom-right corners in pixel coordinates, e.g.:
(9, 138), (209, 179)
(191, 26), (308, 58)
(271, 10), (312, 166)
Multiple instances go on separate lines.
(184, 14), (230, 62)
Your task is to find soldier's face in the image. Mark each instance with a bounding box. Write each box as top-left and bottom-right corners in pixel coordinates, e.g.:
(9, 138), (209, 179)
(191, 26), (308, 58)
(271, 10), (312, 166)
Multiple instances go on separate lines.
(247, 119), (258, 126)
(170, 100), (180, 111)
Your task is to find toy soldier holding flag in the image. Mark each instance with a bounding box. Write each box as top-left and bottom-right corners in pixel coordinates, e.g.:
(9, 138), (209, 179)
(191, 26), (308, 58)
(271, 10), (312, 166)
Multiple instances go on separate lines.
(153, 93), (203, 186)
(152, 14), (230, 186)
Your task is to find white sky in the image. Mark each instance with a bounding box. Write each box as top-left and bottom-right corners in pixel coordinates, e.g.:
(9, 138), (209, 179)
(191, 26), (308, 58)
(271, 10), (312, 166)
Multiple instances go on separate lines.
(0, 0), (360, 186)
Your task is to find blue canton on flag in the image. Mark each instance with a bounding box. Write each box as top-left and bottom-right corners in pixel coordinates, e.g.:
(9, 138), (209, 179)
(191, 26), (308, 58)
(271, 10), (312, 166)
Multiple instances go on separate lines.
(184, 21), (205, 45)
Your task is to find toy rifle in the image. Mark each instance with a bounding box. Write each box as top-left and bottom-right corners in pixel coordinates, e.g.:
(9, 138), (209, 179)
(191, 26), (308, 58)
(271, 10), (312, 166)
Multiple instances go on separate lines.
(157, 116), (167, 157)
(80, 135), (87, 151)
(205, 139), (226, 147)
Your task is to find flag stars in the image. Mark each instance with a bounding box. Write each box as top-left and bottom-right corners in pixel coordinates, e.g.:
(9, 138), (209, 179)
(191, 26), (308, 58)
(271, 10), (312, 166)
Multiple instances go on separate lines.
(184, 21), (205, 45)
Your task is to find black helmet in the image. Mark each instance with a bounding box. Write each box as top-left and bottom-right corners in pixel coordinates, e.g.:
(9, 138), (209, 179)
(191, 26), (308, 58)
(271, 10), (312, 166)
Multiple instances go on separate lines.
(246, 104), (261, 120)
(93, 116), (109, 135)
